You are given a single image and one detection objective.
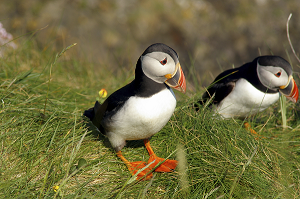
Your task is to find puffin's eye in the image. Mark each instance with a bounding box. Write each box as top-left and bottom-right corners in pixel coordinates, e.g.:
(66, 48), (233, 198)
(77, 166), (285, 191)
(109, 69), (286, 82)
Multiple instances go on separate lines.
(160, 58), (167, 65)
(275, 72), (281, 77)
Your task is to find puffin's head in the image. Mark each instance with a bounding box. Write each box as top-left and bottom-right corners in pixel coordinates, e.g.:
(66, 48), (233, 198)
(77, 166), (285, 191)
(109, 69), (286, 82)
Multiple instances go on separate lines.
(256, 55), (298, 102)
(140, 43), (186, 93)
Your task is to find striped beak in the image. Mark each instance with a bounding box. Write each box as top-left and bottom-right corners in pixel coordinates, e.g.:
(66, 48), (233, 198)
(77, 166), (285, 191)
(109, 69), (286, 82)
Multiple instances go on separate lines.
(279, 76), (299, 103)
(164, 62), (186, 93)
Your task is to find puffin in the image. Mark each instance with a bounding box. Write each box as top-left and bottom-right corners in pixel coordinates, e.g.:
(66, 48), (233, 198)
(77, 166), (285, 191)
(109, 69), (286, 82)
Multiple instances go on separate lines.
(84, 43), (186, 180)
(195, 55), (298, 119)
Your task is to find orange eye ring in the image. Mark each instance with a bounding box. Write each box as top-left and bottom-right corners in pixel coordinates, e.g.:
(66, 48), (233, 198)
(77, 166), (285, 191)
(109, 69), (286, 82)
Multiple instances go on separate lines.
(275, 72), (281, 77)
(160, 58), (167, 65)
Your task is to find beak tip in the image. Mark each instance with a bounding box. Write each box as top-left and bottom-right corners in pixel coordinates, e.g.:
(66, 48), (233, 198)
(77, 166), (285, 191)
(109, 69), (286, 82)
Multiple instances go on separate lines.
(281, 78), (299, 103)
(284, 79), (299, 103)
(180, 72), (186, 94)
(166, 63), (186, 94)
(292, 81), (299, 103)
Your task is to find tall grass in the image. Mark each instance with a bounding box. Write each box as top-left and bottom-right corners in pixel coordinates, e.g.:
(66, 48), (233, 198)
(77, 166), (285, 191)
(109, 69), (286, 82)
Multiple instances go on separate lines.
(0, 40), (300, 198)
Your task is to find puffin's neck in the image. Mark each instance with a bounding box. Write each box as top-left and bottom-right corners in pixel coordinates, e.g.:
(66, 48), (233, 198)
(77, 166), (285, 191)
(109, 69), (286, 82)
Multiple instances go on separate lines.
(241, 60), (278, 94)
(134, 57), (167, 97)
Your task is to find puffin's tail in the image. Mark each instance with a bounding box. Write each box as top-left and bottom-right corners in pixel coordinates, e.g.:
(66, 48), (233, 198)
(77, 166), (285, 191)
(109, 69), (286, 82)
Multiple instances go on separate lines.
(83, 101), (101, 121)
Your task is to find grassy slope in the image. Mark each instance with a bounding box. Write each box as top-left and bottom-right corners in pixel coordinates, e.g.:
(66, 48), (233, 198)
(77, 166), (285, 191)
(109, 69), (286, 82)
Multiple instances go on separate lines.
(1, 41), (300, 198)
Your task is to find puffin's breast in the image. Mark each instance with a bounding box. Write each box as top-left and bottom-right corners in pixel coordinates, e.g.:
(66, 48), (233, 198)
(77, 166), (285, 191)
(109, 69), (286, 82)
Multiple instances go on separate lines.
(107, 88), (176, 140)
(216, 78), (280, 118)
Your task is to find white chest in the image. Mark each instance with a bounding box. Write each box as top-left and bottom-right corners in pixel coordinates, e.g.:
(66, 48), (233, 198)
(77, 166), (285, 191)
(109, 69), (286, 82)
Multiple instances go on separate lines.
(216, 78), (280, 118)
(109, 88), (177, 140)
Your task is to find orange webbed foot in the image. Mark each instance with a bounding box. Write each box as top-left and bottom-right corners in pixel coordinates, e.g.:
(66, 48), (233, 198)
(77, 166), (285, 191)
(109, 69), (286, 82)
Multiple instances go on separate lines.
(244, 122), (266, 140)
(126, 161), (153, 180)
(148, 155), (178, 172)
(144, 139), (178, 173)
(117, 151), (153, 180)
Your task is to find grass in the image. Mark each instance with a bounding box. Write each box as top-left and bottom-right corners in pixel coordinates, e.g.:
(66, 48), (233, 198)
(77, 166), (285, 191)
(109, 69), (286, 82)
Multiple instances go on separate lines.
(1, 39), (300, 198)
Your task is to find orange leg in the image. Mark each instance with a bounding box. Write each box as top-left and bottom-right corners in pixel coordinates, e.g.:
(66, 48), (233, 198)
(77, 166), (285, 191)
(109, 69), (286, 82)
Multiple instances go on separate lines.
(144, 139), (178, 172)
(244, 122), (265, 140)
(116, 151), (153, 180)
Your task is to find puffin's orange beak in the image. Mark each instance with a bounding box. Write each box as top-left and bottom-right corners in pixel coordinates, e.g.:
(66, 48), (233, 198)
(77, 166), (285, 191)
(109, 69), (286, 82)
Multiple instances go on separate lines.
(279, 76), (299, 103)
(164, 62), (186, 93)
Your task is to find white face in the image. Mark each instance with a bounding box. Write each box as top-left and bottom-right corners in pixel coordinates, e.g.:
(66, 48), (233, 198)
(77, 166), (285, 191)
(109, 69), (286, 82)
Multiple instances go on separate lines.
(141, 52), (177, 84)
(257, 62), (290, 90)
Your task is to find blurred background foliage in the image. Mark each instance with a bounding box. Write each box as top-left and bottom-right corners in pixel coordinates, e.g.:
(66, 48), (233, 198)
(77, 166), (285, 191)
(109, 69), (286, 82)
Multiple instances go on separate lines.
(1, 0), (300, 88)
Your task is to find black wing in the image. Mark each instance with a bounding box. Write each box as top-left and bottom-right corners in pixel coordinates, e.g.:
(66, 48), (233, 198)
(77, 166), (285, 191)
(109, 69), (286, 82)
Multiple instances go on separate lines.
(195, 68), (241, 109)
(83, 81), (136, 134)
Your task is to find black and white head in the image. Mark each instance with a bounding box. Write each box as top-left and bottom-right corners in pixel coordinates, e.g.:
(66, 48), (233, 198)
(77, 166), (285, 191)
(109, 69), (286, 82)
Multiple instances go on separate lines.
(256, 56), (298, 102)
(140, 43), (186, 93)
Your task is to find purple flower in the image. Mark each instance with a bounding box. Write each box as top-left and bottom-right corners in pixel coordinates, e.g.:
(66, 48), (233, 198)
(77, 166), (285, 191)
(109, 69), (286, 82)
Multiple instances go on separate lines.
(0, 22), (17, 56)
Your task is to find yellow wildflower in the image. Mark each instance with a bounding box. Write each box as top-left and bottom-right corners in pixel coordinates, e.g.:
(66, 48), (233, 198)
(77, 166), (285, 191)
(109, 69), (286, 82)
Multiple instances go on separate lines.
(99, 88), (107, 98)
(53, 185), (59, 192)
